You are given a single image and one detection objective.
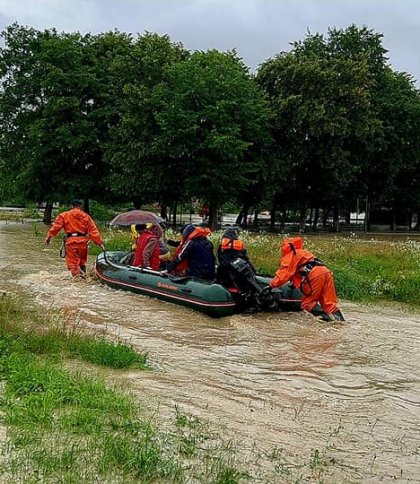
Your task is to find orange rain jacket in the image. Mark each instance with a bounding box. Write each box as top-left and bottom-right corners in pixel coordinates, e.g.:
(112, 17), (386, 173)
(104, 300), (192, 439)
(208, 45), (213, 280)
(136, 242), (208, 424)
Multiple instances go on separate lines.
(47, 207), (104, 276)
(269, 237), (338, 313)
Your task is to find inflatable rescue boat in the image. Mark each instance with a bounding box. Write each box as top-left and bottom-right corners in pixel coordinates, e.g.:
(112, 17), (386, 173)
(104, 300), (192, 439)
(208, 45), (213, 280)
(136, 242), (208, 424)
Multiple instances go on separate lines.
(95, 251), (302, 318)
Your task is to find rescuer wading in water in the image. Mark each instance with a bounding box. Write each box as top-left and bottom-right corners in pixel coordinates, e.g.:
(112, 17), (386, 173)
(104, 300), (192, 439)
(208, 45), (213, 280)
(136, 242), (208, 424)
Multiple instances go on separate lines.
(264, 237), (345, 322)
(45, 199), (105, 277)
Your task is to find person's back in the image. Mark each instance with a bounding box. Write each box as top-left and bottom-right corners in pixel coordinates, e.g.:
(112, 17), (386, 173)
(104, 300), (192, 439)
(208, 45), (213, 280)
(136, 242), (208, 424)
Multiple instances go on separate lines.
(217, 228), (254, 287)
(269, 236), (344, 322)
(49, 206), (102, 245)
(45, 199), (104, 277)
(167, 225), (215, 280)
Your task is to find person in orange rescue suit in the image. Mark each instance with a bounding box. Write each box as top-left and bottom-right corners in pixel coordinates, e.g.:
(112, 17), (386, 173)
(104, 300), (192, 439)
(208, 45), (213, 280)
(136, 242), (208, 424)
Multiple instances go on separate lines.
(132, 224), (161, 270)
(45, 199), (105, 277)
(267, 237), (345, 322)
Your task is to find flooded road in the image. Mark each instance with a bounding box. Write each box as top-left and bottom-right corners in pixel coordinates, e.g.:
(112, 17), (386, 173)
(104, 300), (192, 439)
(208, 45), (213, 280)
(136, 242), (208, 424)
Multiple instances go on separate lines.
(1, 224), (419, 482)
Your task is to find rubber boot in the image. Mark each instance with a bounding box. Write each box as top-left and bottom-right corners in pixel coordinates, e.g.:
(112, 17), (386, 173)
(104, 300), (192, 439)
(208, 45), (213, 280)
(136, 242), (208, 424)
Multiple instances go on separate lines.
(310, 304), (333, 322)
(331, 309), (345, 321)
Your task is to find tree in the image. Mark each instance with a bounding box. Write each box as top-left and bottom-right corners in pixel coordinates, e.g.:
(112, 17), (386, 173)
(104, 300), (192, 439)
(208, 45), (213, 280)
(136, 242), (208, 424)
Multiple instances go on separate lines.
(371, 69), (420, 230)
(152, 50), (271, 229)
(0, 24), (131, 220)
(105, 32), (189, 216)
(257, 25), (402, 231)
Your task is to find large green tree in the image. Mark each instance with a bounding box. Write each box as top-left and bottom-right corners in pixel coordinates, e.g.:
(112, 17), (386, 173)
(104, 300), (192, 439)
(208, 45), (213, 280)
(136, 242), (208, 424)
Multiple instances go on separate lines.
(105, 32), (188, 215)
(0, 24), (131, 219)
(257, 25), (420, 231)
(151, 49), (271, 228)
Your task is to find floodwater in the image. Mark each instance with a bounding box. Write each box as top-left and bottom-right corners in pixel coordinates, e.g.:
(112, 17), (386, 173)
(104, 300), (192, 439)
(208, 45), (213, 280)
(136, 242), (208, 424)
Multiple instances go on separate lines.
(1, 223), (419, 482)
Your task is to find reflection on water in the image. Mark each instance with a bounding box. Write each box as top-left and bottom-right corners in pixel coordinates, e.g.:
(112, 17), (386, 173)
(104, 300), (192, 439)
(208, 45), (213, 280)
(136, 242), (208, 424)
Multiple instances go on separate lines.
(1, 223), (420, 481)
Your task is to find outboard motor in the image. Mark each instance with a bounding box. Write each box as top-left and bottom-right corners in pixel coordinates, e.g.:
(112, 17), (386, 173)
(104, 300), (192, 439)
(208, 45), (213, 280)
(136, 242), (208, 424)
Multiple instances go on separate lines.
(229, 258), (278, 311)
(230, 258), (262, 294)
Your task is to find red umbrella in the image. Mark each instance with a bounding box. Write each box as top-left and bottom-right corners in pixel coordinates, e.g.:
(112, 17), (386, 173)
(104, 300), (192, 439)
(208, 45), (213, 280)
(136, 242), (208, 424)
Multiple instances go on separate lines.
(110, 210), (164, 227)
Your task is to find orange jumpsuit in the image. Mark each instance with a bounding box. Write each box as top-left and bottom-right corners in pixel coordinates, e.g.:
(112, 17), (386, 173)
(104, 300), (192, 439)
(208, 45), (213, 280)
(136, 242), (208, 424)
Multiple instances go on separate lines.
(47, 207), (104, 276)
(269, 237), (338, 314)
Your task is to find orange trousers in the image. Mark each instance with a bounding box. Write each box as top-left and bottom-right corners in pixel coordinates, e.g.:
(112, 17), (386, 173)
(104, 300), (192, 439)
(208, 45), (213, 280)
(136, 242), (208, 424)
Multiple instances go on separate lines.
(300, 266), (338, 314)
(65, 240), (88, 276)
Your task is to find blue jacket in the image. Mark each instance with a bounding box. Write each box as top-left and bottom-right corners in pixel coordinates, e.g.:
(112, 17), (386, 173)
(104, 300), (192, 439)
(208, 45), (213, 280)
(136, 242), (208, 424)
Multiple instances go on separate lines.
(167, 226), (216, 280)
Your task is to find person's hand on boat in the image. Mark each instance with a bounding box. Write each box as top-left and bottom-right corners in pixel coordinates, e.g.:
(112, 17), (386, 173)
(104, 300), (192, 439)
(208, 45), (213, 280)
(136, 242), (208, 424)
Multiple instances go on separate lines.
(160, 270), (168, 276)
(261, 285), (272, 296)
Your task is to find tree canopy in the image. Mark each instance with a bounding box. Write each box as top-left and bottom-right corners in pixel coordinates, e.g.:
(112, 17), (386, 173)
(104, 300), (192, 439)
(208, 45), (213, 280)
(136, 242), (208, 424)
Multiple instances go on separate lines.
(0, 23), (419, 230)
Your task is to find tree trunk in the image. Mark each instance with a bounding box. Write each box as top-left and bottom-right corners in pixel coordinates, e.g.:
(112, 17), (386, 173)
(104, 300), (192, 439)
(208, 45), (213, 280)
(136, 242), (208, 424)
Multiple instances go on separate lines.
(413, 213), (419, 231)
(269, 204), (276, 232)
(280, 208), (287, 232)
(83, 198), (90, 215)
(132, 198), (142, 209)
(312, 207), (319, 232)
(333, 204), (340, 232)
(236, 204), (250, 227)
(43, 202), (53, 225)
(322, 208), (329, 230)
(235, 208), (244, 225)
(345, 209), (351, 225)
(253, 210), (259, 227)
(208, 204), (219, 231)
(160, 203), (168, 220)
(390, 208), (397, 232)
(365, 196), (371, 232)
(299, 204), (306, 233)
(236, 204), (250, 226)
(171, 202), (177, 227)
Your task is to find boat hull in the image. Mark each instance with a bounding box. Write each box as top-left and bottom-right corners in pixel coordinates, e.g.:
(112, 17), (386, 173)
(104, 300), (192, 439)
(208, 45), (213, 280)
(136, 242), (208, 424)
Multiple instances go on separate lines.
(95, 251), (236, 317)
(95, 251), (302, 317)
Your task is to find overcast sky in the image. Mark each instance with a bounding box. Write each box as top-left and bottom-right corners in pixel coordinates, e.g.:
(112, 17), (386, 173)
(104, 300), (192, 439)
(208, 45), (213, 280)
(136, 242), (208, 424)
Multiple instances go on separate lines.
(0, 0), (419, 83)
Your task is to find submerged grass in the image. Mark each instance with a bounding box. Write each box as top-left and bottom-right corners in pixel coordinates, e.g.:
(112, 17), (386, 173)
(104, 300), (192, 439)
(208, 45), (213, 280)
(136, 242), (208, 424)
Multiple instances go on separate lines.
(95, 227), (420, 308)
(0, 296), (148, 370)
(0, 295), (247, 482)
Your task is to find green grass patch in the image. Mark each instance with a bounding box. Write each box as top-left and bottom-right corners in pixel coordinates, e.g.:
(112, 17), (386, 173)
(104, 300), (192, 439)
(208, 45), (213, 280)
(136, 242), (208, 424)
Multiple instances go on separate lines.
(0, 296), (148, 370)
(0, 295), (247, 482)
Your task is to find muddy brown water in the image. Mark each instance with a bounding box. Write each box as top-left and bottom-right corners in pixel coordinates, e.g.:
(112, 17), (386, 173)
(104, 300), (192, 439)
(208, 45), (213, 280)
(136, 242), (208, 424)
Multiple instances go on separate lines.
(1, 223), (419, 482)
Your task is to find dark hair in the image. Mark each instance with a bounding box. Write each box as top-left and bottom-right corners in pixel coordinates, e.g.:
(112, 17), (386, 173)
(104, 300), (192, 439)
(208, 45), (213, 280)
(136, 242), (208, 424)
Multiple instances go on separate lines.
(72, 199), (82, 207)
(135, 224), (147, 232)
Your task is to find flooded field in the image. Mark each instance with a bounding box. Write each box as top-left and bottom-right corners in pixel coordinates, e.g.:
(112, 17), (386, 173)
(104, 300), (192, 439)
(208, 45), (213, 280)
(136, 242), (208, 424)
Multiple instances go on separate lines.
(1, 223), (419, 482)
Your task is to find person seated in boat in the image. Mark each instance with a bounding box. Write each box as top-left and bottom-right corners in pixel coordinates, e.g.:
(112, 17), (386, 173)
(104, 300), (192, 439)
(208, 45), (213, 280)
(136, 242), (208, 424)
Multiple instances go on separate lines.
(165, 224), (216, 280)
(265, 236), (345, 322)
(148, 222), (171, 268)
(132, 224), (160, 270)
(217, 228), (255, 288)
(166, 223), (190, 275)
